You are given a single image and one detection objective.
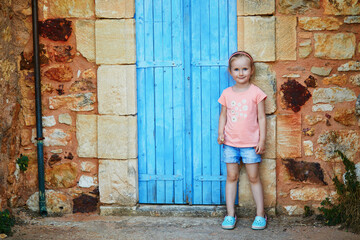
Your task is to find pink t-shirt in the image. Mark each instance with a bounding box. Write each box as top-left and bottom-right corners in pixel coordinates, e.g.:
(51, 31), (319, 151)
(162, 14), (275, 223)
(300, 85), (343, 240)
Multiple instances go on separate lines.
(218, 84), (267, 148)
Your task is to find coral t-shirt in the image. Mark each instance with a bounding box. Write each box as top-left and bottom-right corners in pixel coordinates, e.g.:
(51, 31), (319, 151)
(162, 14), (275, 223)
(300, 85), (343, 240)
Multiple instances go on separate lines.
(218, 84), (267, 148)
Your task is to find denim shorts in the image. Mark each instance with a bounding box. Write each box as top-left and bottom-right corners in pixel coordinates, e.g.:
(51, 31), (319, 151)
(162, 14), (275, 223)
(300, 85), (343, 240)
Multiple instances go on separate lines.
(222, 144), (261, 164)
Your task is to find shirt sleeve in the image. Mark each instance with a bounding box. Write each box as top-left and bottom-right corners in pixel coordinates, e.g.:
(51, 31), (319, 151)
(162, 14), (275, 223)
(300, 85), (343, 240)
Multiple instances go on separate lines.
(218, 91), (226, 106)
(256, 88), (267, 104)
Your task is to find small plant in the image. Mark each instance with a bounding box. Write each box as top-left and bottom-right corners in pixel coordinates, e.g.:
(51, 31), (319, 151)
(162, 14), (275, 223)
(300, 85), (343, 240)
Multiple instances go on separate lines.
(318, 150), (360, 233)
(16, 154), (29, 172)
(0, 209), (15, 235)
(303, 205), (314, 217)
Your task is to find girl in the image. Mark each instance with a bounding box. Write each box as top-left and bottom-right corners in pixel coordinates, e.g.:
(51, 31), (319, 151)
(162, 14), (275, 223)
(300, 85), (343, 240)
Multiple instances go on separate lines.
(218, 51), (267, 230)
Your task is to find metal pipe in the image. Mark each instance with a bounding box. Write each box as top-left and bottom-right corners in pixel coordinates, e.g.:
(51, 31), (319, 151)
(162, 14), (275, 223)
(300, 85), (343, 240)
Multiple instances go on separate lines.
(31, 0), (47, 216)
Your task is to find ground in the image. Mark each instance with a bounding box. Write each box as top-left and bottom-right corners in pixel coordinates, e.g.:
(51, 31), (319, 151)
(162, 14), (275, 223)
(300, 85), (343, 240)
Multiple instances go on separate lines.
(4, 210), (360, 240)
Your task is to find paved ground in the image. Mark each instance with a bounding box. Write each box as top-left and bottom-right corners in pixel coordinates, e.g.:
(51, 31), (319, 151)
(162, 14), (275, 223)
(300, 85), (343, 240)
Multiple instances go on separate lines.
(5, 211), (360, 240)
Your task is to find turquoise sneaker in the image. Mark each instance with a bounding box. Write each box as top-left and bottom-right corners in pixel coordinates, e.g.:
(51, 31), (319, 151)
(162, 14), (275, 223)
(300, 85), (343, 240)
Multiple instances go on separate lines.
(251, 215), (267, 230)
(222, 215), (237, 230)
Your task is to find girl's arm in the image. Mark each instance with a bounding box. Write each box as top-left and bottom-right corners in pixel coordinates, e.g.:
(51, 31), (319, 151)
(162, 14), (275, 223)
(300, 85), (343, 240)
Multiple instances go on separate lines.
(255, 99), (266, 154)
(217, 105), (227, 145)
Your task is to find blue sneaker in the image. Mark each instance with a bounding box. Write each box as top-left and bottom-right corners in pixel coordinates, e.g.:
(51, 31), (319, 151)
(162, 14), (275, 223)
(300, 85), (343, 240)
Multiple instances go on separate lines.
(222, 216), (237, 230)
(251, 215), (267, 230)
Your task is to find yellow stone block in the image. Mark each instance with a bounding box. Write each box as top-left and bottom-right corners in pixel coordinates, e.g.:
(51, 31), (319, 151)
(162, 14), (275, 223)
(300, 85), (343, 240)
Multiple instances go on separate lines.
(96, 0), (135, 18)
(76, 20), (95, 62)
(237, 0), (275, 15)
(276, 16), (297, 61)
(39, 0), (94, 19)
(277, 113), (302, 158)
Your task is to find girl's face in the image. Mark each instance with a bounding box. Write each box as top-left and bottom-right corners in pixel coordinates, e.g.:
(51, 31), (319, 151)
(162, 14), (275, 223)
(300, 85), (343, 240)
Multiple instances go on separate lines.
(229, 56), (253, 86)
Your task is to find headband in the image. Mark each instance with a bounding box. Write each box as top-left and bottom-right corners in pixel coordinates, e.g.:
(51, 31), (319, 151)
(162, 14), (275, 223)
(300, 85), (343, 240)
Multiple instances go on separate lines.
(228, 51), (253, 65)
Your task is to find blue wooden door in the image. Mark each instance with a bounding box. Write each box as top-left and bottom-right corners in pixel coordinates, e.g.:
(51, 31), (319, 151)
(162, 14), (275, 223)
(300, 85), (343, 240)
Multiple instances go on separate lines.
(136, 0), (237, 204)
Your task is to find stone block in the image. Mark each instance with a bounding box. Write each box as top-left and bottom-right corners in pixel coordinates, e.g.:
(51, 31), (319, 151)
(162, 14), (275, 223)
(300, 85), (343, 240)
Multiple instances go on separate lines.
(44, 66), (73, 82)
(290, 187), (329, 201)
(98, 65), (137, 115)
(81, 161), (97, 173)
(276, 16), (296, 61)
(304, 114), (323, 126)
(284, 205), (304, 216)
(239, 159), (276, 208)
(334, 109), (356, 126)
(76, 20), (95, 62)
(303, 140), (314, 156)
(277, 114), (301, 158)
(338, 61), (360, 71)
(96, 0), (135, 18)
(314, 33), (355, 60)
(73, 194), (98, 213)
(252, 63), (277, 114)
(59, 113), (72, 125)
(312, 87), (356, 104)
(98, 115), (137, 159)
(99, 159), (138, 205)
(78, 175), (97, 188)
(299, 17), (342, 31)
(76, 114), (97, 158)
(324, 0), (360, 15)
(237, 0), (275, 15)
(238, 17), (275, 62)
(96, 19), (136, 64)
(42, 115), (56, 127)
(49, 93), (96, 111)
(27, 190), (72, 214)
(32, 128), (70, 147)
(39, 0), (94, 19)
(283, 159), (326, 185)
(278, 0), (320, 14)
(45, 163), (78, 189)
(323, 74), (347, 86)
(312, 104), (334, 112)
(345, 16), (360, 23)
(351, 74), (360, 86)
(263, 115), (276, 159)
(311, 66), (332, 76)
(299, 39), (312, 59)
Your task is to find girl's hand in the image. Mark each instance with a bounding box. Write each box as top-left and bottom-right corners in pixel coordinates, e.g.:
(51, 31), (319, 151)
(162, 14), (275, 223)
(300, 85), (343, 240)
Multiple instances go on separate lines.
(255, 141), (265, 154)
(217, 134), (225, 145)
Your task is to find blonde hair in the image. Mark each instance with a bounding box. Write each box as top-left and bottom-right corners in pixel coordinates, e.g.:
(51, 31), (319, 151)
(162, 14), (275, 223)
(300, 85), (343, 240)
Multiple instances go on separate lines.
(228, 51), (255, 72)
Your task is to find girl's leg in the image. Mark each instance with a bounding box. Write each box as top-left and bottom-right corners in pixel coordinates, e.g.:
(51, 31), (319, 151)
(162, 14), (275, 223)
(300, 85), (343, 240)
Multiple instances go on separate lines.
(225, 163), (240, 217)
(245, 163), (265, 217)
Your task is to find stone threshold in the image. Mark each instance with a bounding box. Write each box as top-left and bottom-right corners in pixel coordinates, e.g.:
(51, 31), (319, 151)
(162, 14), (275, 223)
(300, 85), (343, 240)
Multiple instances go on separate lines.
(100, 205), (275, 217)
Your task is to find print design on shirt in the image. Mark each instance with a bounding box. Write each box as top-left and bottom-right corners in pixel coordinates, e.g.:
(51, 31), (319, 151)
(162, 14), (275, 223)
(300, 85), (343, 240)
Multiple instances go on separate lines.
(230, 99), (248, 122)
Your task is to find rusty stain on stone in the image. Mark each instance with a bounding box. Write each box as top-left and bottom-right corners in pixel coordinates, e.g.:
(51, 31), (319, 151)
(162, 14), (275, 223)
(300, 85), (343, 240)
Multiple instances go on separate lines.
(56, 85), (65, 95)
(64, 152), (73, 160)
(39, 19), (72, 42)
(303, 127), (315, 136)
(283, 159), (327, 185)
(53, 45), (75, 62)
(48, 154), (62, 167)
(44, 66), (73, 82)
(280, 79), (312, 112)
(70, 79), (96, 92)
(73, 194), (98, 213)
(304, 75), (317, 88)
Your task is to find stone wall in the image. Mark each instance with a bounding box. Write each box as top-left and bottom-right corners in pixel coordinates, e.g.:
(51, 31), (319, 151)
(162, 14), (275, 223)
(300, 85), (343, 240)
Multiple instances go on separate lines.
(2, 0), (360, 216)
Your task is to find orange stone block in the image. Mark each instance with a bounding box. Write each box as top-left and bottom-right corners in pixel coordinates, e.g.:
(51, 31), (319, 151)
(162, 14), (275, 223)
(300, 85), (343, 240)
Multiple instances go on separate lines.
(277, 113), (302, 158)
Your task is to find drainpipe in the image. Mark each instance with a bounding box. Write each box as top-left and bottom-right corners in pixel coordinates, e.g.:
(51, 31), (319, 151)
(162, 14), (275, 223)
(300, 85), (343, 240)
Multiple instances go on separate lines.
(31, 0), (47, 216)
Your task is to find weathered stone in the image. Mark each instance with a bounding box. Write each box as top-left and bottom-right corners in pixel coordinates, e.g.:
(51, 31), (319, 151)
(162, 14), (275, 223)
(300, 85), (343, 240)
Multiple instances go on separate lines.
(82, 69), (96, 79)
(73, 194), (98, 213)
(290, 187), (329, 201)
(45, 163), (78, 189)
(344, 16), (360, 23)
(53, 45), (75, 63)
(276, 16), (297, 61)
(81, 161), (96, 173)
(278, 0), (320, 14)
(51, 149), (63, 154)
(98, 65), (137, 115)
(39, 0), (95, 19)
(76, 114), (97, 158)
(95, 0), (135, 18)
(44, 66), (73, 82)
(284, 205), (304, 216)
(299, 32), (312, 39)
(303, 127), (315, 137)
(304, 75), (317, 88)
(299, 17), (342, 31)
(39, 19), (72, 42)
(312, 104), (334, 112)
(323, 74), (347, 86)
(305, 114), (323, 126)
(334, 109), (356, 126)
(356, 95), (360, 115)
(299, 39), (312, 58)
(280, 79), (311, 112)
(79, 175), (97, 188)
(75, 20), (95, 62)
(49, 93), (96, 111)
(32, 128), (70, 147)
(48, 154), (62, 167)
(304, 140), (314, 156)
(263, 115), (276, 159)
(283, 159), (326, 185)
(239, 159), (276, 208)
(238, 16), (275, 62)
(20, 129), (32, 146)
(311, 66), (332, 76)
(312, 87), (356, 104)
(96, 19), (136, 64)
(252, 63), (277, 114)
(98, 115), (137, 159)
(42, 115), (56, 127)
(314, 33), (355, 60)
(350, 74), (360, 86)
(26, 190), (72, 214)
(282, 73), (301, 78)
(59, 113), (72, 125)
(99, 159), (138, 205)
(316, 130), (360, 162)
(324, 0), (360, 15)
(277, 114), (301, 158)
(338, 61), (360, 71)
(70, 79), (96, 92)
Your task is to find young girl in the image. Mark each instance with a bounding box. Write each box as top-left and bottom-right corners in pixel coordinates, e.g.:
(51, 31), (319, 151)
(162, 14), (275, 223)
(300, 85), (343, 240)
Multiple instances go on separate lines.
(218, 51), (267, 230)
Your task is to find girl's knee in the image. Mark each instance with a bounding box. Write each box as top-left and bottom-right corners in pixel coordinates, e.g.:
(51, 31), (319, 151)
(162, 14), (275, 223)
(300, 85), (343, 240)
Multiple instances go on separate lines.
(227, 173), (239, 182)
(248, 175), (260, 184)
